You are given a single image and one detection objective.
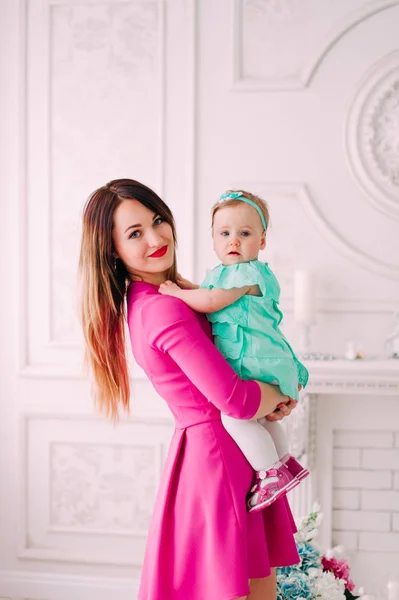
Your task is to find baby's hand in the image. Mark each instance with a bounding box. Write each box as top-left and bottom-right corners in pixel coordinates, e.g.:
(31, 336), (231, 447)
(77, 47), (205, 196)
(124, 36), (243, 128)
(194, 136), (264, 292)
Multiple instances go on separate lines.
(159, 280), (182, 297)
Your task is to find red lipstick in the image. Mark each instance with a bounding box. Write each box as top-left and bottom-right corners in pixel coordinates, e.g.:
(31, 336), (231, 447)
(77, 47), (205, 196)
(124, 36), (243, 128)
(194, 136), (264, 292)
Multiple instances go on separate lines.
(149, 245), (168, 258)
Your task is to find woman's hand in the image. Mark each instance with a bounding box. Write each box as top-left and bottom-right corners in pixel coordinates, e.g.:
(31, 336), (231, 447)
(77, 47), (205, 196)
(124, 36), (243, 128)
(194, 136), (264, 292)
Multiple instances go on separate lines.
(176, 273), (199, 290)
(250, 381), (292, 420)
(266, 398), (298, 422)
(265, 382), (301, 421)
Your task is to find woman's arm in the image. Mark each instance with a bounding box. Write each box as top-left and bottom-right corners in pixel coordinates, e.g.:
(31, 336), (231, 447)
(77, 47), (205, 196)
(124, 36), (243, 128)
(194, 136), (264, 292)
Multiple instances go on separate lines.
(141, 296), (290, 419)
(253, 387), (298, 421)
(159, 280), (251, 313)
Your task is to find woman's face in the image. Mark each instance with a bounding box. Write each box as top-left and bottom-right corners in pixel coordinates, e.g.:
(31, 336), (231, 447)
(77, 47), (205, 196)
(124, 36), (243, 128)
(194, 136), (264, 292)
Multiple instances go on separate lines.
(112, 199), (174, 285)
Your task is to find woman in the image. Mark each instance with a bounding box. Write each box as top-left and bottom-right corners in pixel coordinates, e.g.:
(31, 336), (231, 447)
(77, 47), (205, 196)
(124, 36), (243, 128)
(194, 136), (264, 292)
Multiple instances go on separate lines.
(79, 178), (300, 600)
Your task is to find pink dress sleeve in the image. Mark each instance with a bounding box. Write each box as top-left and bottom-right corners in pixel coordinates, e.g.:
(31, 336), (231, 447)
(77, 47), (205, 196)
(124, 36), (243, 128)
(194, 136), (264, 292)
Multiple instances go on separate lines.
(142, 295), (261, 419)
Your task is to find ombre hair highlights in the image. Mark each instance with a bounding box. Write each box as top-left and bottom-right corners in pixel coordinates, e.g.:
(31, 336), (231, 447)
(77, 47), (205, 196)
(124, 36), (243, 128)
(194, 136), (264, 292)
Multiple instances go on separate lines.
(78, 178), (177, 420)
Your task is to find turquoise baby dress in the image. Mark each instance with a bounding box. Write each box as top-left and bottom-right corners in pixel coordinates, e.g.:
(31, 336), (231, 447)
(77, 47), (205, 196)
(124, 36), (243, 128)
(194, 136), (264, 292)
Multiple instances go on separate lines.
(201, 260), (308, 400)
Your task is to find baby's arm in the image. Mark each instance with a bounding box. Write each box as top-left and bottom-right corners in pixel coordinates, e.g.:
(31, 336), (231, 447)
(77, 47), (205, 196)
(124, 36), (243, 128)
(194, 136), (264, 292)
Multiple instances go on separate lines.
(158, 280), (251, 313)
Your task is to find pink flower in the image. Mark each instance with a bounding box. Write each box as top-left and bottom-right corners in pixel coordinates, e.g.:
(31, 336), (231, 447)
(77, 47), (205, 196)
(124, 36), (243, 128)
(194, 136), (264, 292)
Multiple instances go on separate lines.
(321, 555), (355, 591)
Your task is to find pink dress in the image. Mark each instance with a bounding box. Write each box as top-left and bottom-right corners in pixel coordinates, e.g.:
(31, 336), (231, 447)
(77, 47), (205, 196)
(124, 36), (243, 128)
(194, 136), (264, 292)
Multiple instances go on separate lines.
(127, 281), (299, 600)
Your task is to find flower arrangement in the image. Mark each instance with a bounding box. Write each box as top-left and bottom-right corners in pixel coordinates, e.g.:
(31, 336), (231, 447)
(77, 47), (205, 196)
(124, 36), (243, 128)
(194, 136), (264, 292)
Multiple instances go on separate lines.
(276, 504), (359, 600)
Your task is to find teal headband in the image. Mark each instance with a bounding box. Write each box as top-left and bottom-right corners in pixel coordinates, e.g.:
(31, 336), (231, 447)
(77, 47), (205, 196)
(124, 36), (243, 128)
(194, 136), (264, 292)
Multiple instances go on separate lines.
(218, 192), (267, 230)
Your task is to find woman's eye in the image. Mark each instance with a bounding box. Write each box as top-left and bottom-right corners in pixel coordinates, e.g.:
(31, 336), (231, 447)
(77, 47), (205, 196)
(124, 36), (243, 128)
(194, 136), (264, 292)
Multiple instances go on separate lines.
(129, 230), (140, 239)
(154, 217), (164, 226)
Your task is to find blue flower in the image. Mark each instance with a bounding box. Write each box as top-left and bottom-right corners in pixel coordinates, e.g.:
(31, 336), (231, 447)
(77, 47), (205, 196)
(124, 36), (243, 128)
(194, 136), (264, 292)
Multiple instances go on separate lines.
(297, 542), (321, 573)
(276, 573), (313, 599)
(278, 564), (301, 577)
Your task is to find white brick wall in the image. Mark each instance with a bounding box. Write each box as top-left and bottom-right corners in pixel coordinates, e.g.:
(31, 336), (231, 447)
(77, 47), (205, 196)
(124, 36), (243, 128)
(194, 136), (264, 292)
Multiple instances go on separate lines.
(361, 491), (399, 511)
(333, 448), (361, 468)
(332, 430), (399, 554)
(334, 431), (394, 448)
(333, 469), (392, 489)
(331, 529), (358, 550)
(333, 489), (360, 509)
(333, 509), (390, 531)
(362, 449), (399, 470)
(359, 532), (399, 552)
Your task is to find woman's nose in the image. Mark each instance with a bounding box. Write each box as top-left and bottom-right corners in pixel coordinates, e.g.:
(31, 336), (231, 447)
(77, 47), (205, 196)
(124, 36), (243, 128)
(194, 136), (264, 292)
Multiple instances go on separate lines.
(146, 229), (162, 247)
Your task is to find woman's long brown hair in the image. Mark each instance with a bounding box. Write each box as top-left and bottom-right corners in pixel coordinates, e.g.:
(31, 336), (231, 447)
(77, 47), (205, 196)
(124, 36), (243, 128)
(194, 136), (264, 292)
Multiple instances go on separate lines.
(78, 178), (177, 420)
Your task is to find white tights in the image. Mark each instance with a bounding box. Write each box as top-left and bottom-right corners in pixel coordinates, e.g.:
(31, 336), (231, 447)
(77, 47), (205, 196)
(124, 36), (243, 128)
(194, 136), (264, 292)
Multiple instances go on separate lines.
(221, 414), (289, 471)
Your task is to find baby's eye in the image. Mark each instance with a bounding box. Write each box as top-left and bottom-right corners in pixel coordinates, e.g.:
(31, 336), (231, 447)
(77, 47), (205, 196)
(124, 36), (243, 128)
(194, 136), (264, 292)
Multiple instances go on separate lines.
(154, 217), (164, 226)
(129, 230), (140, 239)
(241, 231), (250, 237)
(221, 231), (229, 237)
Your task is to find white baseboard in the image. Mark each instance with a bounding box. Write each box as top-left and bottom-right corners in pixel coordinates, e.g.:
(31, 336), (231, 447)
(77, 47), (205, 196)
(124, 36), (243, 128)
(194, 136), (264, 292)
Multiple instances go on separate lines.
(0, 570), (140, 600)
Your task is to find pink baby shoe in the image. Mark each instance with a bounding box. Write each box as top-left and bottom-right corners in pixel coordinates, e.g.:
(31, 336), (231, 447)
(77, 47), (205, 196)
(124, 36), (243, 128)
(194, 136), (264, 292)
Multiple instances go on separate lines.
(247, 463), (300, 513)
(284, 455), (309, 482)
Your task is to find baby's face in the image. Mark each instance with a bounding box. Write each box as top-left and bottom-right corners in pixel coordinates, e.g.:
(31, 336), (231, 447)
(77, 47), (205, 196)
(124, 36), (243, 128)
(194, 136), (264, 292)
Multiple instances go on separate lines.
(212, 203), (265, 266)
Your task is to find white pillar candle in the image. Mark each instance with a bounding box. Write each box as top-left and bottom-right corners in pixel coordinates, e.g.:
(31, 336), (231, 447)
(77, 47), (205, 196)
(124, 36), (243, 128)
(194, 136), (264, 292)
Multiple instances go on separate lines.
(294, 270), (315, 326)
(387, 581), (399, 600)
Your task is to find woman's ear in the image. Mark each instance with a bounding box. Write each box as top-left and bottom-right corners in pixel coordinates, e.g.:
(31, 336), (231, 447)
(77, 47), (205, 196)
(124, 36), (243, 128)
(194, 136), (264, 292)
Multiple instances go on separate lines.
(260, 233), (266, 250)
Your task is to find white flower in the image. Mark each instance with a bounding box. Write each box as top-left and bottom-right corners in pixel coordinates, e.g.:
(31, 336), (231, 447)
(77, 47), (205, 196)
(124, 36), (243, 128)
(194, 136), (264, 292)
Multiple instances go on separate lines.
(307, 567), (323, 580)
(295, 503), (324, 544)
(312, 571), (346, 600)
(324, 544), (345, 559)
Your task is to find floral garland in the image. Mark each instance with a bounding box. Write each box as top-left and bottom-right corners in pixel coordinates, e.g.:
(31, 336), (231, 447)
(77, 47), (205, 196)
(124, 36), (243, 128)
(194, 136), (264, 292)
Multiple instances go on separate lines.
(276, 504), (359, 600)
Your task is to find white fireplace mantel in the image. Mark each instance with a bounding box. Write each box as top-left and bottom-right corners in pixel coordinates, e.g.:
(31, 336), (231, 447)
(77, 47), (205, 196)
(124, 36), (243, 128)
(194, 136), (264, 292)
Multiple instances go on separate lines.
(303, 359), (399, 395)
(288, 358), (399, 569)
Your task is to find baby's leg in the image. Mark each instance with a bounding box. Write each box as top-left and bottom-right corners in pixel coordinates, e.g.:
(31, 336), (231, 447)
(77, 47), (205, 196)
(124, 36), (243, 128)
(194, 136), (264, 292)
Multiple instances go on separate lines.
(260, 418), (309, 482)
(259, 419), (289, 461)
(222, 414), (299, 513)
(221, 413), (279, 471)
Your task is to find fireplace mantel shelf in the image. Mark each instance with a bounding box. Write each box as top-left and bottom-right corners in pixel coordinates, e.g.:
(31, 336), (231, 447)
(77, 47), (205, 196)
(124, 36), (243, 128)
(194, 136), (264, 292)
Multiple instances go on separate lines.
(303, 359), (399, 395)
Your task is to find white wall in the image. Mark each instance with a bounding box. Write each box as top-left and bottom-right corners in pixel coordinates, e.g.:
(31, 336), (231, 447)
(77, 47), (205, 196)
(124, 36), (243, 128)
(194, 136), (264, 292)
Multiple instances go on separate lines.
(1, 0), (399, 598)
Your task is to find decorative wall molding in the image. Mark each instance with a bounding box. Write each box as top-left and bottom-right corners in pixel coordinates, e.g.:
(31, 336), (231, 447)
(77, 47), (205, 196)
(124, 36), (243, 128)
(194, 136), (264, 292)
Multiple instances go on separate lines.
(19, 0), (197, 378)
(48, 441), (157, 536)
(0, 570), (139, 600)
(307, 395), (318, 472)
(345, 51), (399, 219)
(232, 182), (399, 280)
(286, 394), (317, 520)
(232, 0), (399, 90)
(17, 413), (173, 565)
(309, 378), (399, 394)
(47, 0), (166, 344)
